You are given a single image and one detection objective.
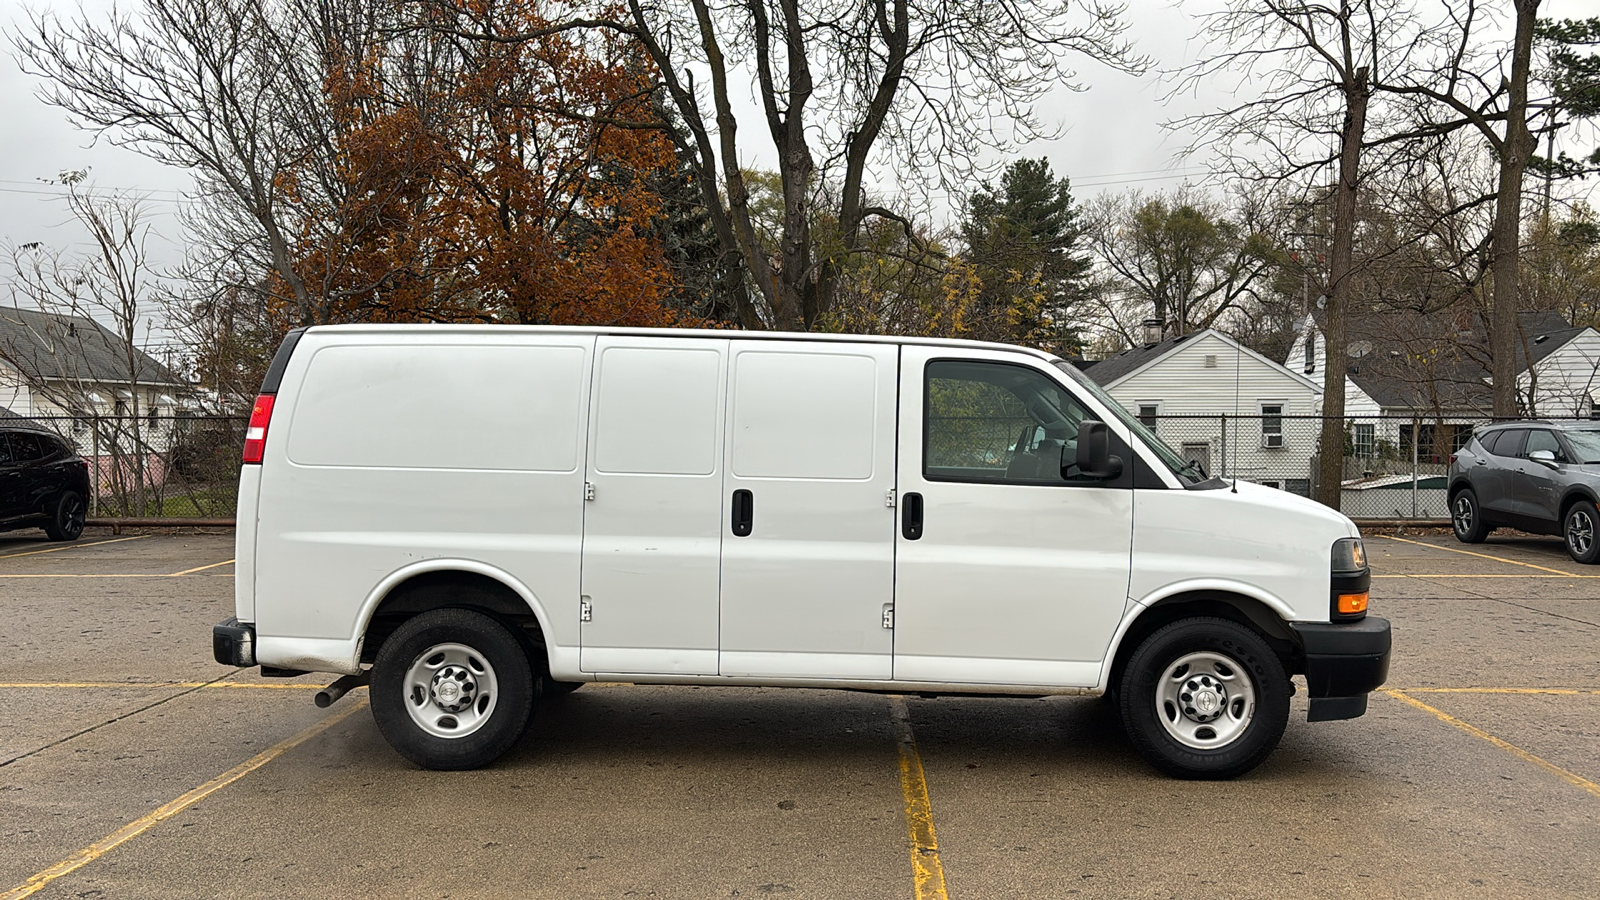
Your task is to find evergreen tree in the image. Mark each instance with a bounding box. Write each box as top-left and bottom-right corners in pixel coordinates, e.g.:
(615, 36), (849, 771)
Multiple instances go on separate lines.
(960, 158), (1091, 356)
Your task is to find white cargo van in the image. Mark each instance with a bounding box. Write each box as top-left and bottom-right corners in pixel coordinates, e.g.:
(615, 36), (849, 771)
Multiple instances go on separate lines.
(214, 326), (1389, 778)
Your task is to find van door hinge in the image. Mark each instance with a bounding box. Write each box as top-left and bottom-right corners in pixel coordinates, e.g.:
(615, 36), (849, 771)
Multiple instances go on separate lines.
(580, 598), (593, 622)
(882, 605), (894, 629)
(584, 482), (596, 501)
(885, 488), (896, 508)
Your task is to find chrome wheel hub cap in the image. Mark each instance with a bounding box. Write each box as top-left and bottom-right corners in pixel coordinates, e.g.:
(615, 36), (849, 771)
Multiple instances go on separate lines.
(1453, 497), (1472, 532)
(430, 666), (475, 713)
(1156, 651), (1257, 750)
(403, 643), (498, 739)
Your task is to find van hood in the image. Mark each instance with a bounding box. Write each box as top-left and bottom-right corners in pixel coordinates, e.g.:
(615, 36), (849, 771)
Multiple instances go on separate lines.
(1213, 479), (1360, 538)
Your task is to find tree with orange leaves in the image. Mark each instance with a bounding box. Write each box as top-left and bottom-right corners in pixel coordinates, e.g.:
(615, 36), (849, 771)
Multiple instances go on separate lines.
(290, 0), (684, 326)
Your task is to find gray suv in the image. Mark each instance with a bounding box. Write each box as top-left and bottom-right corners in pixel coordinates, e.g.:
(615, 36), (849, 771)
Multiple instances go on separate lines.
(1448, 421), (1600, 563)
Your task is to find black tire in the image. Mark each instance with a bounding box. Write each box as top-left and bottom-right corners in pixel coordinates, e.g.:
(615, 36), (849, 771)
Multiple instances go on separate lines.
(43, 490), (86, 542)
(1451, 488), (1489, 544)
(1564, 499), (1600, 565)
(1117, 617), (1290, 780)
(371, 608), (537, 770)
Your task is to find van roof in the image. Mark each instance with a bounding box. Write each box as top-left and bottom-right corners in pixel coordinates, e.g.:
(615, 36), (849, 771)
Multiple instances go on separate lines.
(300, 324), (1060, 362)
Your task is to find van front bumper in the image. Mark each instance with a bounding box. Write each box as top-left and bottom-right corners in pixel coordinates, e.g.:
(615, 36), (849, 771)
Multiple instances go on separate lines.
(1290, 617), (1391, 722)
(213, 616), (256, 667)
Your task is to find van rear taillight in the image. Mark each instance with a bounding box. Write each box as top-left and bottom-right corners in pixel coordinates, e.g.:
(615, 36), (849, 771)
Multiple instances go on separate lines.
(242, 394), (276, 464)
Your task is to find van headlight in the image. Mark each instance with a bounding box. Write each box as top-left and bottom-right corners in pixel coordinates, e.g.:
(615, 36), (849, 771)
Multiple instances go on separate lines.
(1331, 538), (1370, 618)
(1331, 537), (1367, 572)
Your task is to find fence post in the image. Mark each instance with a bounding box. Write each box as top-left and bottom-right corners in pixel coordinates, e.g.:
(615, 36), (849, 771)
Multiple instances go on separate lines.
(90, 417), (99, 518)
(1411, 417), (1420, 519)
(1220, 413), (1228, 479)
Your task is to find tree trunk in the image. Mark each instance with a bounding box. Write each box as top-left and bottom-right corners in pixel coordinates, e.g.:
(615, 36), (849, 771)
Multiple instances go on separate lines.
(1489, 1), (1540, 417)
(1316, 66), (1370, 510)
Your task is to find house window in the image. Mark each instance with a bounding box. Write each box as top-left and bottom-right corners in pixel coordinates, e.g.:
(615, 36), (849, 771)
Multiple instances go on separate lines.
(147, 404), (159, 428)
(1352, 423), (1375, 458)
(115, 399), (128, 417)
(1137, 403), (1160, 433)
(1260, 402), (1284, 448)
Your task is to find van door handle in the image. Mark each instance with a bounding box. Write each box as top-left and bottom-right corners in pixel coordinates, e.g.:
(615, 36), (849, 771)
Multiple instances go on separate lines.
(731, 489), (754, 537)
(902, 492), (923, 541)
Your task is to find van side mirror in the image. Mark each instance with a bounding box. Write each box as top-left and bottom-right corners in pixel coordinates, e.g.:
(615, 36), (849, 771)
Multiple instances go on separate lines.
(1069, 420), (1123, 480)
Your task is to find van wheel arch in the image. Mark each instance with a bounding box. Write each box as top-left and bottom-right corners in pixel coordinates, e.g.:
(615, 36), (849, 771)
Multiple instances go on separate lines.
(1109, 592), (1297, 692)
(362, 571), (549, 675)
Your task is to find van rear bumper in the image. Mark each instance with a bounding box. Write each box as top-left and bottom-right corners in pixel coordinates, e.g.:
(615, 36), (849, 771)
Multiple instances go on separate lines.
(213, 616), (256, 667)
(1290, 617), (1391, 722)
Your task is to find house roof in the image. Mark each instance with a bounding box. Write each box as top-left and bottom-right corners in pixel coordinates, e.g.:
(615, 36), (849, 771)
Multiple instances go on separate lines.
(1084, 328), (1320, 392)
(1299, 308), (1588, 414)
(0, 306), (184, 387)
(1081, 332), (1200, 386)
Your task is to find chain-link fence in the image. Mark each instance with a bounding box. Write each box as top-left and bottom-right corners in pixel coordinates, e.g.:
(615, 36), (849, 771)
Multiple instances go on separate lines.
(13, 414), (246, 518)
(1146, 414), (1513, 518)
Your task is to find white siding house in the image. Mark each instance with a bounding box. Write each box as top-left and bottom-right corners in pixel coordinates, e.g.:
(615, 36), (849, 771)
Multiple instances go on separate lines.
(1519, 326), (1600, 418)
(1085, 329), (1321, 491)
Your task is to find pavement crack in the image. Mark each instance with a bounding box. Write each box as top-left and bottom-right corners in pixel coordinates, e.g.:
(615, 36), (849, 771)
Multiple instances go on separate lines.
(1405, 575), (1600, 628)
(0, 674), (233, 769)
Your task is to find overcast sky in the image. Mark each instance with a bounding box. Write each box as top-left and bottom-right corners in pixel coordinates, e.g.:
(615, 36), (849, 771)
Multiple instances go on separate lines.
(1, 0), (1595, 330)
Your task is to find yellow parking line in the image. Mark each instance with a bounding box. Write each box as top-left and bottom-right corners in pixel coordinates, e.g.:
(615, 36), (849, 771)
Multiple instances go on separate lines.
(1377, 535), (1579, 576)
(1398, 687), (1600, 695)
(889, 697), (949, 900)
(0, 573), (235, 579)
(1385, 690), (1600, 800)
(1373, 573), (1600, 578)
(1, 699), (368, 900)
(0, 682), (326, 690)
(0, 536), (147, 560)
(169, 559), (234, 576)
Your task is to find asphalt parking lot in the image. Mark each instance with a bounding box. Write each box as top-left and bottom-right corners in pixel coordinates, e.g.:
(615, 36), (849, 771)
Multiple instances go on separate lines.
(1, 529), (1596, 899)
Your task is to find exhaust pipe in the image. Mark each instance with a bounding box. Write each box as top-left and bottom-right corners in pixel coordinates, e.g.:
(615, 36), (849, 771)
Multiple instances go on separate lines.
(314, 672), (370, 708)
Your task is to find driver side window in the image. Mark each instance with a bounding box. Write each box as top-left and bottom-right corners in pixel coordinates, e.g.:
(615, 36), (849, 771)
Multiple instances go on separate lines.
(923, 360), (1097, 485)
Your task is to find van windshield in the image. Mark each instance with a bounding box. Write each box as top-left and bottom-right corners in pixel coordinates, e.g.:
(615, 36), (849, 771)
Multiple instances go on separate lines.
(1052, 360), (1200, 484)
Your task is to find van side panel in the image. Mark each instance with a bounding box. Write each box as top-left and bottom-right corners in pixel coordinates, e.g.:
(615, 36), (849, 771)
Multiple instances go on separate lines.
(252, 334), (593, 670)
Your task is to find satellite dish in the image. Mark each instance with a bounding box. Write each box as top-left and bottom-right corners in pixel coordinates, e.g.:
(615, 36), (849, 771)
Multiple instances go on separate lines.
(1347, 340), (1373, 359)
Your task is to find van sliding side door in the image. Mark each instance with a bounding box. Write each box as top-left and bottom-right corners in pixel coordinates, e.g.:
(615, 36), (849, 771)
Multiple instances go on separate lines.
(716, 343), (899, 680)
(579, 337), (729, 675)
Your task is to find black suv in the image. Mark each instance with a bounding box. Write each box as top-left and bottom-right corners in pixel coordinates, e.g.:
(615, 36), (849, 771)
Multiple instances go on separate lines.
(1448, 421), (1600, 563)
(0, 424), (90, 541)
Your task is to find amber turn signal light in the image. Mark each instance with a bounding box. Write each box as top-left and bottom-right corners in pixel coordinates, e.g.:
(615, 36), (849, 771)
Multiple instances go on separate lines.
(1337, 592), (1369, 615)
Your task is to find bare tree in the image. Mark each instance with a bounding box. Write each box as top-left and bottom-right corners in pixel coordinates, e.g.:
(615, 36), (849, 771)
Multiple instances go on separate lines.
(531, 0), (1150, 331)
(12, 0), (458, 327)
(1174, 0), (1433, 509)
(1084, 186), (1276, 346)
(1378, 0), (1547, 417)
(1, 177), (186, 514)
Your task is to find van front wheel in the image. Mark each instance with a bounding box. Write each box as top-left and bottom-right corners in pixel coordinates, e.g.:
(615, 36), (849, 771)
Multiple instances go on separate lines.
(1118, 617), (1289, 779)
(371, 609), (537, 770)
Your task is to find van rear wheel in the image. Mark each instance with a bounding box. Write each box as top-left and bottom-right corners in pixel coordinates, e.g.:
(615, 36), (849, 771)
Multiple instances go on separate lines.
(1118, 617), (1289, 779)
(371, 608), (537, 770)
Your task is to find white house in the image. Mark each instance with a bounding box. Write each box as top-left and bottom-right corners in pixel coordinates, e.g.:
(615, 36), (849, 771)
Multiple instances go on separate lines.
(1083, 328), (1322, 493)
(0, 306), (189, 437)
